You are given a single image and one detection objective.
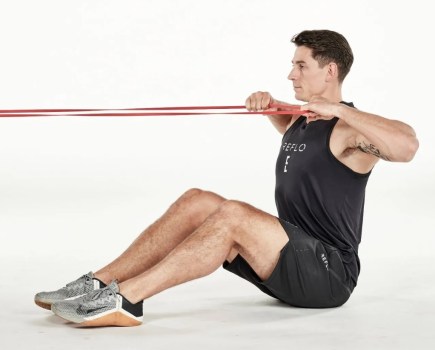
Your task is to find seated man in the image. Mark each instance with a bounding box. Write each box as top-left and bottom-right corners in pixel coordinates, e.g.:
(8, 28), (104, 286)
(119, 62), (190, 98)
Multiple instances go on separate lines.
(35, 29), (419, 327)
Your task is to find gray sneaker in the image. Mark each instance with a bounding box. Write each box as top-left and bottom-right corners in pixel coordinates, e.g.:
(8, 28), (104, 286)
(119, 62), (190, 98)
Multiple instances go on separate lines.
(51, 281), (143, 327)
(34, 272), (106, 310)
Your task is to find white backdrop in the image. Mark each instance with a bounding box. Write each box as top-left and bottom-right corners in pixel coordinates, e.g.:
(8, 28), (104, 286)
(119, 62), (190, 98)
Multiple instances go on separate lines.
(0, 0), (433, 266)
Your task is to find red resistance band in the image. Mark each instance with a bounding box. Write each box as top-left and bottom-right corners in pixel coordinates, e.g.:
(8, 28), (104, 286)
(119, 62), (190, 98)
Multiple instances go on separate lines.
(0, 104), (309, 118)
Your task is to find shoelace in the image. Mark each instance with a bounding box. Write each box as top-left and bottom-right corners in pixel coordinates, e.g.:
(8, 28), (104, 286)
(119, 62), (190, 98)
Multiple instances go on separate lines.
(65, 274), (90, 288)
(83, 282), (117, 302)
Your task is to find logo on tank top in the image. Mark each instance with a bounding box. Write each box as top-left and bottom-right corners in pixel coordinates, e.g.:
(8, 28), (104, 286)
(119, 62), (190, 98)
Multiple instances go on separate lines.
(281, 142), (307, 172)
(282, 142), (306, 152)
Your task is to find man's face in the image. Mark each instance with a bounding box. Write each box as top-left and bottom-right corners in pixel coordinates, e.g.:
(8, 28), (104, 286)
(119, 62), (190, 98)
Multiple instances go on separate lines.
(288, 46), (329, 102)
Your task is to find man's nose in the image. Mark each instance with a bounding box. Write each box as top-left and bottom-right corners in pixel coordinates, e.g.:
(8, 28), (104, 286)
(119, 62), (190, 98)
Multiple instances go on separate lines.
(288, 67), (297, 81)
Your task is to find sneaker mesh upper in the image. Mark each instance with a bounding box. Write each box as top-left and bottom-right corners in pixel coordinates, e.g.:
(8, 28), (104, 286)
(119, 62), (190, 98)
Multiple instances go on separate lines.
(35, 271), (100, 305)
(52, 281), (119, 323)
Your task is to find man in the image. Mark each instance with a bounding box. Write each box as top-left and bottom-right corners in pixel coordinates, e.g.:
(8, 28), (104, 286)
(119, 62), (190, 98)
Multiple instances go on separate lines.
(35, 30), (419, 327)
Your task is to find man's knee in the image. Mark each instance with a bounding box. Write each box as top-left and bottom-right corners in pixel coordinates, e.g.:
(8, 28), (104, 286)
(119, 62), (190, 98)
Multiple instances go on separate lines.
(173, 188), (226, 225)
(179, 188), (225, 206)
(177, 188), (204, 203)
(212, 200), (258, 236)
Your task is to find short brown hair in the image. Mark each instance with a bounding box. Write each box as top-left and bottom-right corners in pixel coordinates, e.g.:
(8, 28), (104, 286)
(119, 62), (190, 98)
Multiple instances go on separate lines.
(291, 30), (354, 83)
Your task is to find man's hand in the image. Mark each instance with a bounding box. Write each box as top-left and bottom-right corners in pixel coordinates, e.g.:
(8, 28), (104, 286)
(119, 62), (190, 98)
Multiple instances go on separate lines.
(245, 91), (300, 134)
(302, 96), (342, 124)
(245, 91), (276, 112)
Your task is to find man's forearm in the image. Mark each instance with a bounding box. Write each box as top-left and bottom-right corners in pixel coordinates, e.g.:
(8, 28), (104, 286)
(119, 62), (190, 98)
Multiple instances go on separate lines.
(266, 99), (295, 135)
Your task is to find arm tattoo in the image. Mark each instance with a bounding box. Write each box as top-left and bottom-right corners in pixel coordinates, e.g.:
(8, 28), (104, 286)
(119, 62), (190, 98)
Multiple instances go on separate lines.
(357, 141), (391, 161)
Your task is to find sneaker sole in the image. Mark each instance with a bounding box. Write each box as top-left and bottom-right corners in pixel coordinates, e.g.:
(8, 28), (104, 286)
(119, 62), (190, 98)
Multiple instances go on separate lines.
(80, 312), (142, 327)
(35, 300), (51, 310)
(35, 293), (88, 311)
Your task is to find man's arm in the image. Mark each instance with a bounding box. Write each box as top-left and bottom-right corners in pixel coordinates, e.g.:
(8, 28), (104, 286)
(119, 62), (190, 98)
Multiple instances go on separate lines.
(304, 100), (419, 162)
(245, 91), (298, 135)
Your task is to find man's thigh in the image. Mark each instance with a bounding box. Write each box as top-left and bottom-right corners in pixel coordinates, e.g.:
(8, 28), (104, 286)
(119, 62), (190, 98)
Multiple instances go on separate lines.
(219, 200), (289, 281)
(224, 215), (352, 308)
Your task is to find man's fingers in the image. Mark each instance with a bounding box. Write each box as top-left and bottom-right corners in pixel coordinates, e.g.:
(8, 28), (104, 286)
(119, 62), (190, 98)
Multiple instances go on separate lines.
(255, 97), (263, 111)
(256, 93), (270, 111)
(263, 95), (272, 110)
(245, 91), (272, 111)
(246, 95), (259, 111)
(259, 98), (271, 111)
(245, 96), (252, 111)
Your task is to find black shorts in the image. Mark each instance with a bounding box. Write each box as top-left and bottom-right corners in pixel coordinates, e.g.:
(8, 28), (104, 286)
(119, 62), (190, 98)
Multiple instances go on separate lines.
(223, 218), (354, 308)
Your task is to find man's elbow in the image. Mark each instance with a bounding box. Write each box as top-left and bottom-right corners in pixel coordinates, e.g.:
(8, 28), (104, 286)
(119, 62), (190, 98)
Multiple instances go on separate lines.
(399, 135), (419, 162)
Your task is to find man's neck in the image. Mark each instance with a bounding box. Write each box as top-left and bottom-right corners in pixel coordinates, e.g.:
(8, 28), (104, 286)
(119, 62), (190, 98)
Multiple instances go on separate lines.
(322, 85), (343, 103)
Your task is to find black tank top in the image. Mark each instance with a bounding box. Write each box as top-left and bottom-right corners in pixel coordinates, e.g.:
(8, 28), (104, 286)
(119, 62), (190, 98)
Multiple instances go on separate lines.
(275, 103), (370, 286)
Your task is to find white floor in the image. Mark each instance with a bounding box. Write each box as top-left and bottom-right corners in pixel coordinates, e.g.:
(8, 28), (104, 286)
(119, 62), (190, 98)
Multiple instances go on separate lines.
(1, 254), (434, 350)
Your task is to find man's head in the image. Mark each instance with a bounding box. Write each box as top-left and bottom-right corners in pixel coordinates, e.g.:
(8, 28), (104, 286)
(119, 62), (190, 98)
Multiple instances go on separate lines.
(288, 30), (353, 101)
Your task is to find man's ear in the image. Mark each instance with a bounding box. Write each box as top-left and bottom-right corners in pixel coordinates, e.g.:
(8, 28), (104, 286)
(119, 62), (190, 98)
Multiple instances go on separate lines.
(326, 62), (338, 82)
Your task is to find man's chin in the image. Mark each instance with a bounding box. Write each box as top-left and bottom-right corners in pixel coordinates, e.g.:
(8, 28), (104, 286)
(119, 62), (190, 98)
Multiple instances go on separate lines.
(294, 93), (308, 103)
